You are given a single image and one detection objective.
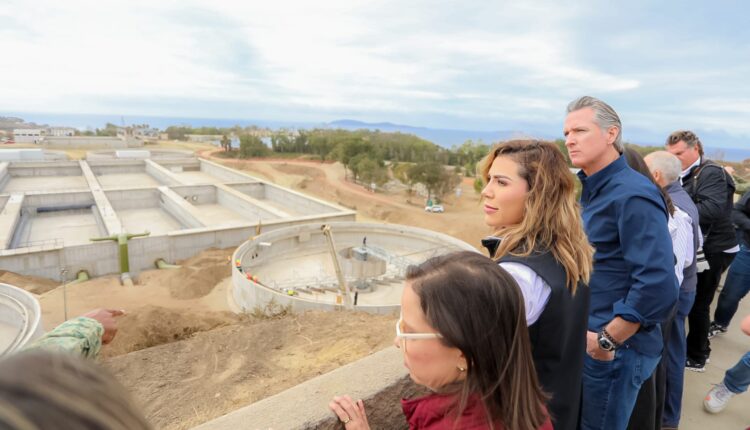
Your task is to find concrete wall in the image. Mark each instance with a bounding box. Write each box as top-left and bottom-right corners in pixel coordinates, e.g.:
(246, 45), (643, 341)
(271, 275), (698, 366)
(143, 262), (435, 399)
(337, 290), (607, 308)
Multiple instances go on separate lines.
(193, 346), (421, 430)
(0, 162), (8, 191)
(87, 160), (146, 175)
(0, 212), (356, 279)
(263, 182), (348, 215)
(106, 189), (160, 210)
(199, 159), (262, 183)
(144, 160), (183, 186)
(43, 136), (139, 148)
(8, 163), (82, 177)
(226, 183), (264, 199)
(21, 191), (94, 213)
(157, 188), (204, 229)
(215, 185), (284, 221)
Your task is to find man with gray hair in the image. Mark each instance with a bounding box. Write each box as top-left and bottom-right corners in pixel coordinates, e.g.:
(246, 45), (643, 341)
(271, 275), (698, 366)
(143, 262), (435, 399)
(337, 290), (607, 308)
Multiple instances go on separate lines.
(565, 96), (678, 430)
(645, 150), (701, 429)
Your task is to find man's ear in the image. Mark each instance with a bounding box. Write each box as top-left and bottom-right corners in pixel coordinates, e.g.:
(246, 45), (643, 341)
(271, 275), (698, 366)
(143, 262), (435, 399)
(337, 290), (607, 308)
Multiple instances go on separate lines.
(607, 126), (620, 146)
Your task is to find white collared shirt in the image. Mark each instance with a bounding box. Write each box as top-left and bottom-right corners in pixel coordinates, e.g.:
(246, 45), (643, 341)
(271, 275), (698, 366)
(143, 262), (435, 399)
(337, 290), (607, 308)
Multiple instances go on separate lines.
(679, 156), (701, 184)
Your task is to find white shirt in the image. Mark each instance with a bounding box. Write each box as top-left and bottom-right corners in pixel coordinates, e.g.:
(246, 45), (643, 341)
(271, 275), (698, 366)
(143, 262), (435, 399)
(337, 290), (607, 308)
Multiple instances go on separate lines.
(499, 262), (552, 325)
(669, 207), (694, 286)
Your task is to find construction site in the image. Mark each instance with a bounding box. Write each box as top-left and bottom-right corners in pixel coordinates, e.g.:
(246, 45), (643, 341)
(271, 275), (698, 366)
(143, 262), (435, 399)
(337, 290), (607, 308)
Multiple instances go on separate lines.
(0, 146), (747, 429)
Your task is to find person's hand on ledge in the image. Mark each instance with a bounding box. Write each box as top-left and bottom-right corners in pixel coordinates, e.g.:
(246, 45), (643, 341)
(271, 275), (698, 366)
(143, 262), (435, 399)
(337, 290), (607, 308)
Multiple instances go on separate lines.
(329, 395), (370, 429)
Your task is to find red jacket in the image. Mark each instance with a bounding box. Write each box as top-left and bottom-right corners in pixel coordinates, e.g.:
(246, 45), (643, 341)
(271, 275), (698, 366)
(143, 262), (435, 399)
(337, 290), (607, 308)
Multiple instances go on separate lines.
(401, 393), (553, 430)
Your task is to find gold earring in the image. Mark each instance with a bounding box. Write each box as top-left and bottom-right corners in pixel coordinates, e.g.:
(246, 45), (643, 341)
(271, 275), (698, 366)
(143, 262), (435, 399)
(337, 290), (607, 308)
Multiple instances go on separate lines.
(457, 364), (466, 372)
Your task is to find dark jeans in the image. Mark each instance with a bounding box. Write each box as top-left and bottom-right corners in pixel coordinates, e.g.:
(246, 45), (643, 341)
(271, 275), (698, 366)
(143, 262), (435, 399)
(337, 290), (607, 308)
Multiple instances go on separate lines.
(581, 347), (660, 430)
(663, 289), (696, 427)
(714, 245), (750, 328)
(627, 305), (678, 430)
(686, 251), (735, 364)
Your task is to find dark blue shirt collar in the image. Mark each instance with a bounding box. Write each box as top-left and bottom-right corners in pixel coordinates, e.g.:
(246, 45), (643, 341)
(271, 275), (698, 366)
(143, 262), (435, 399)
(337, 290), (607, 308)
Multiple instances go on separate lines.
(577, 155), (628, 203)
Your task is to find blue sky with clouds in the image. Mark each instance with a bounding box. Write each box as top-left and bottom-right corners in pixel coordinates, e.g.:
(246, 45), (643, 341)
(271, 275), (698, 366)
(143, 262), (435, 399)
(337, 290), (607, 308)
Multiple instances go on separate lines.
(2, 0), (749, 147)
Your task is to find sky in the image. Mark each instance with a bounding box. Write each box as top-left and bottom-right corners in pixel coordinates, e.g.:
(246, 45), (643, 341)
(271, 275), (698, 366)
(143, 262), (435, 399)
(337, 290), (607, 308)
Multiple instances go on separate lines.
(2, 0), (750, 147)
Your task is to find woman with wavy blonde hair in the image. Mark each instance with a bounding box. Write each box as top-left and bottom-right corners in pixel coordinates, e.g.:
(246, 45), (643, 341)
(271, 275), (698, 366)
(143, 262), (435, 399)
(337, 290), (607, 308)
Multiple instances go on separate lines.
(479, 139), (594, 430)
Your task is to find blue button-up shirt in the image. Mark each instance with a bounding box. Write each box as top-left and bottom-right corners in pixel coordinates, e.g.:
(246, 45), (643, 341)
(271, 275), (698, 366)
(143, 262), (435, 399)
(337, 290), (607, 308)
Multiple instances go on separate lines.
(578, 155), (679, 357)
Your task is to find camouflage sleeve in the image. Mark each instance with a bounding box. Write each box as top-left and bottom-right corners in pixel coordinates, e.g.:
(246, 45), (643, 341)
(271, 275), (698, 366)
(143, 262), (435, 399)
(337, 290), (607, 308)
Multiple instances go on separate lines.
(24, 317), (104, 359)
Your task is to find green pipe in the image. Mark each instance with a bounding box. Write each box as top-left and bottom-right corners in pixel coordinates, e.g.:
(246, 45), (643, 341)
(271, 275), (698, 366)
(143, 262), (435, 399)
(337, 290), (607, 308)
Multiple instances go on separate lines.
(155, 258), (181, 269)
(67, 270), (89, 285)
(91, 231), (150, 274)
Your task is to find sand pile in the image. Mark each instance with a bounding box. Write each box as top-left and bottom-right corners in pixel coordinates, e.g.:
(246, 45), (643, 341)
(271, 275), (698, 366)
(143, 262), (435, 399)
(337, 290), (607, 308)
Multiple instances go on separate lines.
(101, 305), (239, 358)
(0, 270), (59, 294)
(104, 310), (397, 430)
(146, 248), (233, 299)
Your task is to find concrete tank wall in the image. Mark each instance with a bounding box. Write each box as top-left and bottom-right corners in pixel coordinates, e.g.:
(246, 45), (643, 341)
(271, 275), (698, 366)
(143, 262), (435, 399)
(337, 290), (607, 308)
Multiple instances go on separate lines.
(106, 189), (160, 210)
(21, 191), (94, 213)
(8, 163), (82, 177)
(0, 282), (45, 354)
(263, 183), (348, 214)
(199, 159), (260, 183)
(0, 213), (356, 279)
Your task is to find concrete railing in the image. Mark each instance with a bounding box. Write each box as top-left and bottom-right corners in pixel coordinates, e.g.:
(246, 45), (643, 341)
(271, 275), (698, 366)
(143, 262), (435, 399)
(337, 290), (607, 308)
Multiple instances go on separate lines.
(192, 346), (421, 430)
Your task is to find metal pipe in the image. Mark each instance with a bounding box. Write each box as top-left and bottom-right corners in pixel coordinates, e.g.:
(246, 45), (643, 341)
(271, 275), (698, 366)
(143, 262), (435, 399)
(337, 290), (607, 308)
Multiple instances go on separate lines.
(155, 259), (181, 269)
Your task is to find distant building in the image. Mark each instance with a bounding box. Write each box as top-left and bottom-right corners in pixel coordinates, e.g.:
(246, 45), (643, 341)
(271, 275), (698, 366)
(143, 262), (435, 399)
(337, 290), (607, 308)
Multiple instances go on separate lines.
(47, 127), (76, 137)
(13, 128), (44, 143)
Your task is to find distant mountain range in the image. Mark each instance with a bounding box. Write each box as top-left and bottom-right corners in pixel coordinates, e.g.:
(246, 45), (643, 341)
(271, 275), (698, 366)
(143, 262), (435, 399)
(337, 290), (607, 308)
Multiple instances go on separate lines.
(327, 119), (553, 148)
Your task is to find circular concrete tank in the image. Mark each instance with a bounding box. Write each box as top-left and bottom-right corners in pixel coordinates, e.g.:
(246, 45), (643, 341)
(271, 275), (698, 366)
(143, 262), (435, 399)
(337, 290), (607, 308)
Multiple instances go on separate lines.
(0, 283), (44, 355)
(231, 222), (478, 315)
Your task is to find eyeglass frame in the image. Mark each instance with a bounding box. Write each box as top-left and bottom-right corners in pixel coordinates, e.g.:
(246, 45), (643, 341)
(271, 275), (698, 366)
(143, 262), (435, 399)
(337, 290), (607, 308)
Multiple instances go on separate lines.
(395, 313), (443, 341)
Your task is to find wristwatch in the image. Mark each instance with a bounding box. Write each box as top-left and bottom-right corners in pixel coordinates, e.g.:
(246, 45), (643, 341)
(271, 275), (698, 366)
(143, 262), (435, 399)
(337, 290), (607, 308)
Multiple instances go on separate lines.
(597, 329), (621, 352)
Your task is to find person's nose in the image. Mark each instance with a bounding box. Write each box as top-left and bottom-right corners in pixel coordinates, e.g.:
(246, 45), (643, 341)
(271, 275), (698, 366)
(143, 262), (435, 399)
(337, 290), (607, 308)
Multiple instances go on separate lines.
(481, 182), (492, 198)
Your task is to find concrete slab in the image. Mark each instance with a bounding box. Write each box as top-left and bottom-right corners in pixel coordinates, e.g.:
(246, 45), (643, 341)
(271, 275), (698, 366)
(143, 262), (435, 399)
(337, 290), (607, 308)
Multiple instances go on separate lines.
(1, 176), (88, 193)
(194, 204), (249, 226)
(97, 172), (161, 189)
(117, 208), (182, 236)
(21, 211), (100, 247)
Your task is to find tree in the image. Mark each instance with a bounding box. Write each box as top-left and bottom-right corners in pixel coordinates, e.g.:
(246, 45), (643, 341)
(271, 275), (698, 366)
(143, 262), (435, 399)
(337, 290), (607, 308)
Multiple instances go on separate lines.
(239, 135), (269, 158)
(356, 157), (389, 186)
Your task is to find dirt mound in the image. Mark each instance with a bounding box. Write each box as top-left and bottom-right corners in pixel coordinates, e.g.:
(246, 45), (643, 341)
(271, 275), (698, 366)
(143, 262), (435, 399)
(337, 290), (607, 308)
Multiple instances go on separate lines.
(104, 310), (397, 430)
(101, 305), (239, 358)
(165, 248), (233, 299)
(0, 270), (59, 294)
(272, 163), (325, 179)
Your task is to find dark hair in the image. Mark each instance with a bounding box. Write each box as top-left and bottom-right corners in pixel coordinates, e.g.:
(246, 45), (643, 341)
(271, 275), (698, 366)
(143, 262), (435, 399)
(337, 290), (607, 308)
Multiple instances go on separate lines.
(406, 251), (548, 430)
(624, 147), (675, 216)
(0, 350), (151, 430)
(666, 130), (703, 156)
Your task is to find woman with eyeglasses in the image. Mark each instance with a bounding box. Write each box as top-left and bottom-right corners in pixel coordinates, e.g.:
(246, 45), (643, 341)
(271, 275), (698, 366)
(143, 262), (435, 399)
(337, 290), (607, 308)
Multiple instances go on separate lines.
(329, 251), (552, 430)
(479, 140), (594, 430)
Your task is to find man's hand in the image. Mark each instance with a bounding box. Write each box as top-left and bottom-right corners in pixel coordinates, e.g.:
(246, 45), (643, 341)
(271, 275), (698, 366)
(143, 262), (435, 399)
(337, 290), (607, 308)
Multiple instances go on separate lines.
(586, 330), (615, 361)
(81, 309), (126, 344)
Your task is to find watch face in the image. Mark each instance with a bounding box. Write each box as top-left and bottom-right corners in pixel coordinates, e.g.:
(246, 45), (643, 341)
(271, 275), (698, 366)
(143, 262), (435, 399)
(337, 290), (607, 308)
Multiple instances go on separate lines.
(598, 336), (614, 351)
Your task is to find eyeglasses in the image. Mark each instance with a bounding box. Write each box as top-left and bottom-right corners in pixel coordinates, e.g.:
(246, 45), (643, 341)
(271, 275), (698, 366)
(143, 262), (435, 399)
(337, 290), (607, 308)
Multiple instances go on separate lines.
(395, 313), (442, 350)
